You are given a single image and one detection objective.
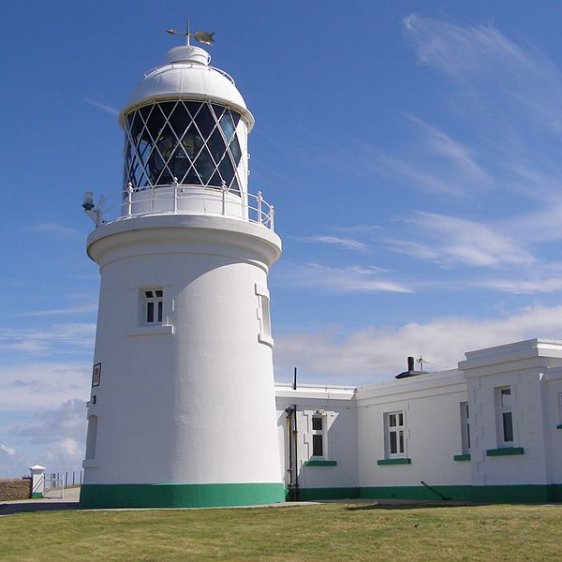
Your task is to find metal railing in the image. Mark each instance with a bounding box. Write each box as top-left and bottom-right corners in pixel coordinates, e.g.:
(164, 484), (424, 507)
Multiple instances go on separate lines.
(86, 182), (275, 231)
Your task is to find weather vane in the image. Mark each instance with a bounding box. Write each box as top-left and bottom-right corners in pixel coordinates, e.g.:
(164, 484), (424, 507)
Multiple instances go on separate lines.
(166, 18), (214, 46)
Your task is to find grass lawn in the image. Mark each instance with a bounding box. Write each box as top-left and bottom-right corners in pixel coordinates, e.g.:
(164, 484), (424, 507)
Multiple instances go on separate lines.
(1, 502), (561, 561)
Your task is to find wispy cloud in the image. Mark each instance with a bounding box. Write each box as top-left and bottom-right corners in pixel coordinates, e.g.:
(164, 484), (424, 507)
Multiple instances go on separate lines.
(27, 223), (80, 236)
(0, 323), (96, 354)
(0, 444), (15, 457)
(274, 305), (562, 383)
(403, 14), (562, 133)
(278, 263), (412, 294)
(84, 97), (119, 116)
(16, 304), (98, 318)
(0, 362), (90, 410)
(388, 212), (535, 268)
(297, 236), (369, 252)
(358, 116), (492, 197)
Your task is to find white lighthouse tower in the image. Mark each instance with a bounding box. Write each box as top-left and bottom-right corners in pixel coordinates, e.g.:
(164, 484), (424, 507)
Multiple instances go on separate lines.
(80, 33), (284, 508)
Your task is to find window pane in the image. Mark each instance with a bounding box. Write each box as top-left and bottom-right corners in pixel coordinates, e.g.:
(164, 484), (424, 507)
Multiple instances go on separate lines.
(389, 431), (397, 454)
(157, 301), (163, 323)
(146, 301), (154, 323)
(389, 414), (396, 427)
(503, 412), (514, 442)
(501, 388), (512, 408)
(398, 413), (404, 426)
(312, 417), (323, 431)
(312, 434), (323, 457)
(398, 431), (404, 454)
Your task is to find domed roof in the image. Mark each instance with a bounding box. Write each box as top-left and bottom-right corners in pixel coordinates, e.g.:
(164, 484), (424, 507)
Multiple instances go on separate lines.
(119, 45), (254, 130)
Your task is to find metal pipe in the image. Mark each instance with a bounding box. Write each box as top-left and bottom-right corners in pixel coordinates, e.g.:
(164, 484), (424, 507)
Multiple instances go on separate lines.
(293, 403), (299, 500)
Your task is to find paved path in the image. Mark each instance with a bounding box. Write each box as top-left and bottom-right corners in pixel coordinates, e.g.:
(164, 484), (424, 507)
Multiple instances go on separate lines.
(0, 487), (80, 516)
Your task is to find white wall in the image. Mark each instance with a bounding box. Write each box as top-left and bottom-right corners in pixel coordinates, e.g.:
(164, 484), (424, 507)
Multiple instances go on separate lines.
(356, 372), (471, 488)
(275, 384), (358, 490)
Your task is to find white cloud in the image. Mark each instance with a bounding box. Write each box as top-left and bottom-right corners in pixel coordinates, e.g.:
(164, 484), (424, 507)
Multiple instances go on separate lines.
(274, 305), (562, 384)
(278, 263), (412, 294)
(388, 212), (535, 268)
(0, 443), (15, 457)
(28, 223), (80, 236)
(17, 304), (98, 318)
(403, 14), (562, 133)
(475, 277), (562, 295)
(0, 322), (96, 354)
(406, 115), (492, 186)
(297, 235), (369, 252)
(84, 97), (119, 116)
(16, 400), (87, 445)
(0, 362), (90, 410)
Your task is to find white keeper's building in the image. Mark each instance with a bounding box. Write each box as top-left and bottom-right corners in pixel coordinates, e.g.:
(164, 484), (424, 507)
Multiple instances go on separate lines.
(80, 39), (562, 508)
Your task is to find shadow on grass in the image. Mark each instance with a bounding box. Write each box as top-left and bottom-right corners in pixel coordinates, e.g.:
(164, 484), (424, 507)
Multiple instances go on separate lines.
(344, 501), (475, 511)
(0, 501), (80, 516)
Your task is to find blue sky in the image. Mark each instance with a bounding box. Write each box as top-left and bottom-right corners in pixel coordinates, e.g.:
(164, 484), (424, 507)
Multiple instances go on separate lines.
(3, 0), (562, 476)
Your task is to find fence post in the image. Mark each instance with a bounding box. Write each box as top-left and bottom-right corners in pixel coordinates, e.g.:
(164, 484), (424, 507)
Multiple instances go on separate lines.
(257, 191), (263, 224)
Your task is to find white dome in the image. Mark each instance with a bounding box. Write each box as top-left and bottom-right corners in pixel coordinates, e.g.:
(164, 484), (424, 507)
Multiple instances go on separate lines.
(119, 45), (254, 130)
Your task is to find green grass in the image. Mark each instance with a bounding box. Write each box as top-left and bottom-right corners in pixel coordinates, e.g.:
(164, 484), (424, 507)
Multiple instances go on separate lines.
(1, 502), (561, 561)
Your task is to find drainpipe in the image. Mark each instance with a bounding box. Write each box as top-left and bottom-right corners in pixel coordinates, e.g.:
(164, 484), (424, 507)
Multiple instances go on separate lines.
(293, 403), (299, 501)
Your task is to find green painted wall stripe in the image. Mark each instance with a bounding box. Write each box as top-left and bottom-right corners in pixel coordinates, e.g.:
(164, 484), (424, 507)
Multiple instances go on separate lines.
(31, 492), (43, 499)
(556, 424), (562, 429)
(304, 460), (337, 466)
(486, 447), (525, 456)
(377, 458), (412, 465)
(286, 487), (359, 501)
(80, 482), (285, 509)
(453, 453), (471, 461)
(285, 484), (562, 504)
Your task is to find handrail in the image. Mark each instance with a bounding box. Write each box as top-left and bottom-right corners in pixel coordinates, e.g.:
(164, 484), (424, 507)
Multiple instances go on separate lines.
(85, 183), (275, 231)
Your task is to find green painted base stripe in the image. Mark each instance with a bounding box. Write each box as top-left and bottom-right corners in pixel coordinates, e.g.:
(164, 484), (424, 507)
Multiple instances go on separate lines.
(304, 460), (337, 467)
(486, 447), (525, 456)
(377, 458), (412, 465)
(286, 487), (359, 501)
(361, 484), (561, 503)
(80, 482), (285, 509)
(453, 453), (471, 461)
(31, 492), (43, 499)
(557, 424), (562, 429)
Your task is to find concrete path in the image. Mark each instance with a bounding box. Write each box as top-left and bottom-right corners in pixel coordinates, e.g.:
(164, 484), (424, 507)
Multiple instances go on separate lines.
(0, 487), (80, 516)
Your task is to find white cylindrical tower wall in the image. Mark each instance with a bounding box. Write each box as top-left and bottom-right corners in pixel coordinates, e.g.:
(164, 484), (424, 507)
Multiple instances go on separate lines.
(80, 42), (284, 508)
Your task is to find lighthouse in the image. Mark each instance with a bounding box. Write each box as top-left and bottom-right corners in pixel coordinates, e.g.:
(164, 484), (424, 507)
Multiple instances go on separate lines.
(80, 33), (284, 508)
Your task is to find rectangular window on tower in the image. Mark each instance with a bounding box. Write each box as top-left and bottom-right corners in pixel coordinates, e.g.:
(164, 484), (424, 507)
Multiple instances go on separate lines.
(143, 289), (163, 325)
(255, 284), (273, 346)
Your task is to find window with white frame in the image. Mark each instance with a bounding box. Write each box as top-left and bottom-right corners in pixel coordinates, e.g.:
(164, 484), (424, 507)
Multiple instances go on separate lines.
(259, 294), (271, 337)
(255, 284), (272, 344)
(143, 289), (163, 325)
(311, 414), (325, 458)
(495, 386), (514, 446)
(460, 402), (470, 454)
(384, 411), (406, 458)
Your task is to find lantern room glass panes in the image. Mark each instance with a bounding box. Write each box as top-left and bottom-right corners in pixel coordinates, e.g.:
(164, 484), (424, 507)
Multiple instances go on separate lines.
(124, 101), (243, 194)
